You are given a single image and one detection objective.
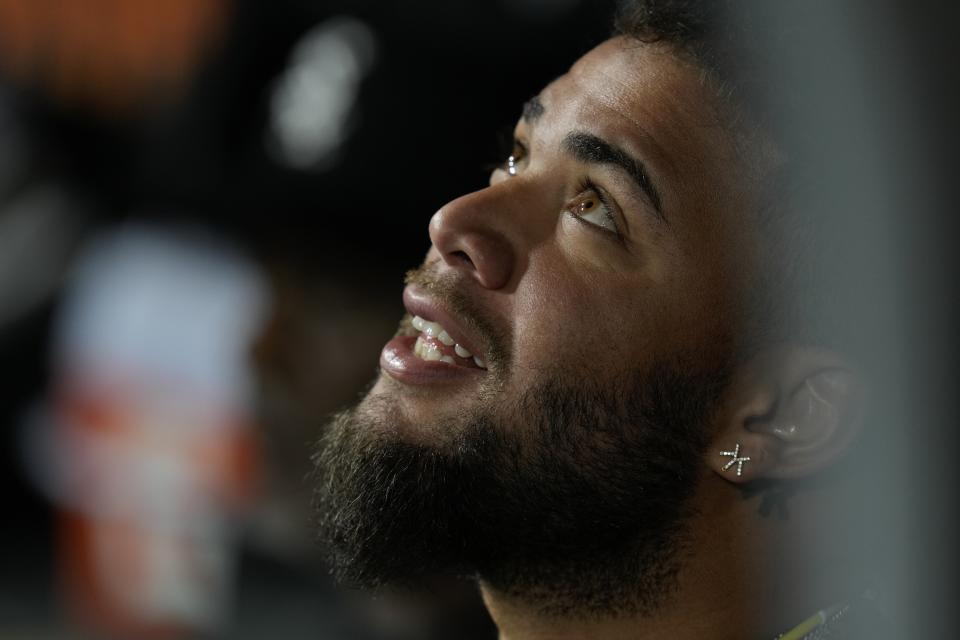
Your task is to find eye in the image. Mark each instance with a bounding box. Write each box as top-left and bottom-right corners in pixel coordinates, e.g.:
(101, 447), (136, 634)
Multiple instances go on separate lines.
(566, 186), (621, 237)
(503, 140), (528, 176)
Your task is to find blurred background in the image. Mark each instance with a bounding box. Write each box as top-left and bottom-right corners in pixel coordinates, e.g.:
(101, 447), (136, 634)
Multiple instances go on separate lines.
(0, 1), (956, 639)
(0, 1), (616, 638)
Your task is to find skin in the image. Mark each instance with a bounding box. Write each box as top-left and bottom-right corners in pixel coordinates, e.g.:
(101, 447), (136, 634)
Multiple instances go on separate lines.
(369, 36), (764, 441)
(358, 36), (863, 639)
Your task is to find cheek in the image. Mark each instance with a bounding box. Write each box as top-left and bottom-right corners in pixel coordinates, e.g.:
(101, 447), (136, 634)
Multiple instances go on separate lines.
(649, 265), (740, 370)
(557, 214), (638, 273)
(509, 262), (649, 378)
(508, 248), (734, 381)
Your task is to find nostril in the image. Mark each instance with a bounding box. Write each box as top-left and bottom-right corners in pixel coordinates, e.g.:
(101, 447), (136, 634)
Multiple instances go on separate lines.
(451, 250), (474, 269)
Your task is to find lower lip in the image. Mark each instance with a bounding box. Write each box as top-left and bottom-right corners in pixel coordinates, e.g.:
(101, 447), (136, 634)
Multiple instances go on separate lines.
(380, 335), (485, 385)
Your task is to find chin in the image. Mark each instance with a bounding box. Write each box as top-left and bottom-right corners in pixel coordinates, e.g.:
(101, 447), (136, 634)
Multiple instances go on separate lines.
(353, 373), (475, 448)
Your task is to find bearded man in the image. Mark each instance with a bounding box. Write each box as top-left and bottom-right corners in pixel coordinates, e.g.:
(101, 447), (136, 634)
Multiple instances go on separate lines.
(312, 2), (889, 638)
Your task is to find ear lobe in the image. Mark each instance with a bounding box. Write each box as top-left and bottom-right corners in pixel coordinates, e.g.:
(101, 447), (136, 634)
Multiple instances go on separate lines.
(709, 348), (864, 484)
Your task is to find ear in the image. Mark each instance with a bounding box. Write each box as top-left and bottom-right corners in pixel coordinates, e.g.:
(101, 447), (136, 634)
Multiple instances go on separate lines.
(708, 347), (865, 484)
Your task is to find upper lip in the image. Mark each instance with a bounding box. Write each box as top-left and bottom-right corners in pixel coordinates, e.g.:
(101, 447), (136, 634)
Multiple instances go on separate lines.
(402, 284), (487, 362)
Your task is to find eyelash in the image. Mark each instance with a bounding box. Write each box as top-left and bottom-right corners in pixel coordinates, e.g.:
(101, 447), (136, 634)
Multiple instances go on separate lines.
(499, 140), (528, 174)
(496, 140), (624, 243)
(570, 178), (623, 241)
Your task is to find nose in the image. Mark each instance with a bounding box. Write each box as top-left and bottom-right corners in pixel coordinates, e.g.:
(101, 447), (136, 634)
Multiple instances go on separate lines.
(428, 187), (520, 290)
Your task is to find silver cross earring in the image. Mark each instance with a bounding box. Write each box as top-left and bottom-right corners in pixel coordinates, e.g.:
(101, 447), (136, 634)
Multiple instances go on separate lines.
(720, 443), (751, 477)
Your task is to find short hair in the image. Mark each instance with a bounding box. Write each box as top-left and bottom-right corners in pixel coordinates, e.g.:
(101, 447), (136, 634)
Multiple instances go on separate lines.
(614, 1), (760, 117)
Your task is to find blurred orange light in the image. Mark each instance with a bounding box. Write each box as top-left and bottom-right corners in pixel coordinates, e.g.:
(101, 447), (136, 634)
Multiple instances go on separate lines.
(0, 0), (229, 114)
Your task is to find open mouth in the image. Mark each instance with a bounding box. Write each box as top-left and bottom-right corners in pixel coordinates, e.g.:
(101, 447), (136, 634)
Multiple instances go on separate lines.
(409, 315), (486, 370)
(379, 284), (493, 386)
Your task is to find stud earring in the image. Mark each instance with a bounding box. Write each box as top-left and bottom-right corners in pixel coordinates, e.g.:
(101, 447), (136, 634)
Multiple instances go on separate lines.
(507, 155), (519, 176)
(720, 443), (751, 477)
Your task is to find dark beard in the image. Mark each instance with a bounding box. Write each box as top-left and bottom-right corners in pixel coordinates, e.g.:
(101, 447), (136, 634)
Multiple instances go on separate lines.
(311, 361), (729, 617)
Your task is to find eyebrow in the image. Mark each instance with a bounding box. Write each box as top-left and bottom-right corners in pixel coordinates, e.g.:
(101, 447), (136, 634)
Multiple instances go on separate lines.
(520, 95), (664, 222)
(522, 96), (545, 123)
(562, 131), (664, 221)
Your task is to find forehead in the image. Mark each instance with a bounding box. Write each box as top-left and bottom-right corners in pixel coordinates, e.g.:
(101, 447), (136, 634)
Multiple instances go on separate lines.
(565, 37), (706, 124)
(539, 37), (740, 197)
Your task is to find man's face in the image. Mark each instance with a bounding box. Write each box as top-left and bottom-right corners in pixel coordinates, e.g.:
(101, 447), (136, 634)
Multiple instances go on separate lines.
(314, 37), (764, 614)
(372, 37), (758, 445)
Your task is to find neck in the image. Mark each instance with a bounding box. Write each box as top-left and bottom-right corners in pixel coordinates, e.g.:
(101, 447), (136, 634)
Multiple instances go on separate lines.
(478, 480), (848, 640)
(479, 586), (745, 640)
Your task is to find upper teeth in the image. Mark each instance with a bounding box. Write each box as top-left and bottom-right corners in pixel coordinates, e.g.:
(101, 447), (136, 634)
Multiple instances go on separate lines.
(411, 315), (485, 369)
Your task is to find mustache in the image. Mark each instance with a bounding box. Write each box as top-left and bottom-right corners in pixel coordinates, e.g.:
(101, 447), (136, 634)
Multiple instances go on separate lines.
(403, 261), (512, 370)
